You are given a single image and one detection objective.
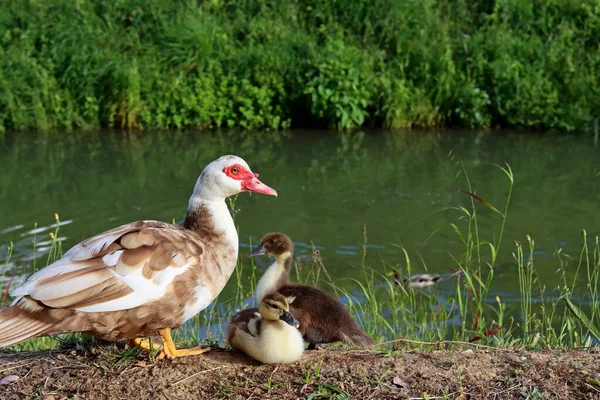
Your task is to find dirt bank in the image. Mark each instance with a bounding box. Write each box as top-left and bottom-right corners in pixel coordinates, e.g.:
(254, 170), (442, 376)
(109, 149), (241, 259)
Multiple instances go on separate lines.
(1, 345), (599, 399)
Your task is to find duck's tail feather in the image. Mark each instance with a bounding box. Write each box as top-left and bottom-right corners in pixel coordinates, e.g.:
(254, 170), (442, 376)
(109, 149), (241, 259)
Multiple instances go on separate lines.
(0, 306), (49, 347)
(342, 329), (374, 348)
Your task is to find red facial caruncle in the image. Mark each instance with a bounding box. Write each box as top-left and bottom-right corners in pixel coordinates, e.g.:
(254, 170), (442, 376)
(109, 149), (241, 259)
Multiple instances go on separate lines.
(223, 164), (277, 197)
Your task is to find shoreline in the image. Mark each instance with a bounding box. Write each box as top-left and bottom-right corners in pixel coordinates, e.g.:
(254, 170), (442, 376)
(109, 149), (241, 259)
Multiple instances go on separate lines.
(1, 346), (599, 399)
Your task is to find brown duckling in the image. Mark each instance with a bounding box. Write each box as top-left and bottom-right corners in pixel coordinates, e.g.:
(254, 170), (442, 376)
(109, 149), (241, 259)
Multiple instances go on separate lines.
(248, 232), (373, 349)
(227, 292), (303, 364)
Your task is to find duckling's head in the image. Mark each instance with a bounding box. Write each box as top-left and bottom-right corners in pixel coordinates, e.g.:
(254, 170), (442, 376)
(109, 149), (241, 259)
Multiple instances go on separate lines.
(248, 232), (293, 262)
(259, 292), (299, 328)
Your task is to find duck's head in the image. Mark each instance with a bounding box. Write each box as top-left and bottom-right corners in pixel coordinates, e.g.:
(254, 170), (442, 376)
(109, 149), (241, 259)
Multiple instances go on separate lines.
(248, 232), (293, 261)
(192, 155), (277, 202)
(259, 292), (299, 328)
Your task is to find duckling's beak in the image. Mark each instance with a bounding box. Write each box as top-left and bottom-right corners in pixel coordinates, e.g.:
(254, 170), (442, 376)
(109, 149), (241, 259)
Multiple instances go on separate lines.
(279, 310), (300, 329)
(248, 243), (268, 257)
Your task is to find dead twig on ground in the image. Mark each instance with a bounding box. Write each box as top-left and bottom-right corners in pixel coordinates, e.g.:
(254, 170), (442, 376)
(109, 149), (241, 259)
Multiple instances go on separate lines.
(169, 366), (226, 387)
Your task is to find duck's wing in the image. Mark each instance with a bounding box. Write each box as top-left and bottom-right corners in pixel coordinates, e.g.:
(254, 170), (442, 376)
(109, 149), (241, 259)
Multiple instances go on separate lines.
(11, 221), (206, 312)
(246, 316), (263, 337)
(229, 308), (260, 324)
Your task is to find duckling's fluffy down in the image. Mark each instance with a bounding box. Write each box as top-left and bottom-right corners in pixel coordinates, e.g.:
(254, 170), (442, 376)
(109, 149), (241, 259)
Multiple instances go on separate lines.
(229, 318), (304, 364)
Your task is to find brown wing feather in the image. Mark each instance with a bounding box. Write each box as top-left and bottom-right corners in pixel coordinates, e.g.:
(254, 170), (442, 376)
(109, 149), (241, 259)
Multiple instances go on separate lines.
(15, 221), (205, 311)
(43, 277), (133, 309)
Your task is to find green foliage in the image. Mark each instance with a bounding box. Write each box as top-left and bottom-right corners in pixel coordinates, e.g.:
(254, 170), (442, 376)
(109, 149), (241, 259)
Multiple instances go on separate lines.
(0, 0), (598, 132)
(303, 35), (375, 129)
(564, 298), (600, 342)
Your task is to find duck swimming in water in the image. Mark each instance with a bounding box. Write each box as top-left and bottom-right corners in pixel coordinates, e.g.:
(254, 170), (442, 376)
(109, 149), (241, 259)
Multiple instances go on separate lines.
(387, 269), (442, 289)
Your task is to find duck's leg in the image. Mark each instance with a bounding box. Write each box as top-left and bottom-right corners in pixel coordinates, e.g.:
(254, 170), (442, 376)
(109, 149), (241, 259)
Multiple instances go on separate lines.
(157, 328), (211, 359)
(307, 343), (325, 351)
(126, 338), (161, 351)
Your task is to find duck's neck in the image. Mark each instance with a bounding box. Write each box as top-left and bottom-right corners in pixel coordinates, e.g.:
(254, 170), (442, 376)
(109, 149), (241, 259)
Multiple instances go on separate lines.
(183, 197), (239, 260)
(255, 255), (291, 303)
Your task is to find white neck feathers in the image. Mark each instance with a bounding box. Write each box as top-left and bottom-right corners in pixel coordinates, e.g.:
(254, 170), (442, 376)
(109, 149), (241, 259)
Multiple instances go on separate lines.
(255, 260), (286, 303)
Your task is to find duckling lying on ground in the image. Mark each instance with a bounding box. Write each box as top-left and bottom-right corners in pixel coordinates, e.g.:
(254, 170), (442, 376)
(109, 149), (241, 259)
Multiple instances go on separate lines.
(387, 269), (442, 289)
(249, 232), (374, 349)
(227, 292), (304, 364)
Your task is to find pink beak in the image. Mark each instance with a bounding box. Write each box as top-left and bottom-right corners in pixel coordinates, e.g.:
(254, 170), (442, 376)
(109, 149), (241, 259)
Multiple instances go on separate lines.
(243, 174), (278, 197)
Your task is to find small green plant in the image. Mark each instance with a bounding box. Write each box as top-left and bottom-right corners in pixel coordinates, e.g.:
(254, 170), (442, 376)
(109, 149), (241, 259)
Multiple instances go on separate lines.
(214, 380), (236, 398)
(104, 345), (142, 365)
(302, 361), (323, 385)
(263, 377), (282, 394)
(307, 383), (349, 400)
(1, 242), (13, 305)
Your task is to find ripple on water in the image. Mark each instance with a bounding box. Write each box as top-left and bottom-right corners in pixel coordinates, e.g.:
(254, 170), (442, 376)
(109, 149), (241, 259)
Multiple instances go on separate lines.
(0, 224), (24, 235)
(19, 219), (73, 236)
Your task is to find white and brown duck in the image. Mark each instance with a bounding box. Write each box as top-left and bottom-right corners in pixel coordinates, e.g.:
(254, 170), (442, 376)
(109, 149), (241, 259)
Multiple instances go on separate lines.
(0, 155), (277, 359)
(387, 268), (441, 289)
(227, 292), (303, 364)
(249, 232), (373, 349)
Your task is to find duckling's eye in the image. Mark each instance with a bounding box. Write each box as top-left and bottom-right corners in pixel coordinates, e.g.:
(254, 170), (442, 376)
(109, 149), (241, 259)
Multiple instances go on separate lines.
(268, 303), (277, 309)
(231, 167), (240, 175)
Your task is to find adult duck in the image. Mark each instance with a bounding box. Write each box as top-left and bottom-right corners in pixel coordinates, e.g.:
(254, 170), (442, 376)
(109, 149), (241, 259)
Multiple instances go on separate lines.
(0, 155), (277, 359)
(249, 232), (373, 349)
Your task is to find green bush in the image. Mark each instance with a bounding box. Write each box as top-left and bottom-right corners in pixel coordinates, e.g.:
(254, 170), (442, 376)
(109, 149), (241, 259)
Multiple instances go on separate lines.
(303, 35), (375, 130)
(0, 0), (598, 133)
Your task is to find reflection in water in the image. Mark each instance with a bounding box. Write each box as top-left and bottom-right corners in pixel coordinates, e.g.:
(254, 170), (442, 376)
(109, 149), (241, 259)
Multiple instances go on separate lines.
(0, 130), (599, 327)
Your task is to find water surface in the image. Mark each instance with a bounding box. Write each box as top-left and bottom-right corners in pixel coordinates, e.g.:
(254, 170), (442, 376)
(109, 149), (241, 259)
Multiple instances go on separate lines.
(1, 130), (598, 335)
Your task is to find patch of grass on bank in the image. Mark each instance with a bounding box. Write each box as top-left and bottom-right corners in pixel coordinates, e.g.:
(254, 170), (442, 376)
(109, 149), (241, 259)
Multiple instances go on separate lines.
(1, 164), (599, 352)
(0, 0), (599, 133)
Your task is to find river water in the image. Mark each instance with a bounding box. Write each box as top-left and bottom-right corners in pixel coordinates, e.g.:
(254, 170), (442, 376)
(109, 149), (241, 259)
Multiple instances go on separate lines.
(1, 129), (598, 339)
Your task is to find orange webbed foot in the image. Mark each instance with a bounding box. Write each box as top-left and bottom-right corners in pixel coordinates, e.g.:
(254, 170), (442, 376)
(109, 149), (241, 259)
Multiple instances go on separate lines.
(157, 328), (211, 360)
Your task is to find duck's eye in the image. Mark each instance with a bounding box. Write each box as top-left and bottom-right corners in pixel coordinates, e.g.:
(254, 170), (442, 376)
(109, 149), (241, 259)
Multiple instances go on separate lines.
(231, 167), (240, 175)
(268, 303), (278, 309)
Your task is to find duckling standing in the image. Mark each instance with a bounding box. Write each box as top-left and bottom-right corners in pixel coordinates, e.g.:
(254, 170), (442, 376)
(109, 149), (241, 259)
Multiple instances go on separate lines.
(227, 292), (304, 364)
(249, 232), (373, 349)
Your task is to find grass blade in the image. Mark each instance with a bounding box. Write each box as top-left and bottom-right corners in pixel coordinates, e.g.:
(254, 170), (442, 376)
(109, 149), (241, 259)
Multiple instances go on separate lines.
(451, 188), (505, 217)
(564, 298), (600, 340)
